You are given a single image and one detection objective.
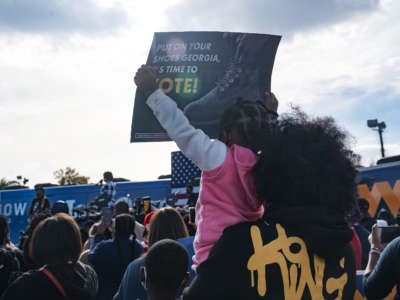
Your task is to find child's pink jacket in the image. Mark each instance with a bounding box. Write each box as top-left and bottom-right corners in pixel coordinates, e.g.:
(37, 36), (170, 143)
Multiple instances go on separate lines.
(193, 144), (264, 265)
(146, 89), (264, 267)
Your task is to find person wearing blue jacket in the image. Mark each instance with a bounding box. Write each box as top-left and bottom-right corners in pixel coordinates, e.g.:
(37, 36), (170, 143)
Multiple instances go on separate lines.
(113, 207), (194, 300)
(88, 214), (144, 300)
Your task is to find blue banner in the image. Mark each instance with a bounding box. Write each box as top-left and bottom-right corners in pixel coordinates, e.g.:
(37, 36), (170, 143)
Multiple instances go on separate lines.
(0, 180), (171, 244)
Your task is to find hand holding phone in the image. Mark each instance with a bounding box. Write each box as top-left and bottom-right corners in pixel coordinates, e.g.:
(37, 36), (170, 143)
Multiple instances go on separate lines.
(370, 224), (384, 252)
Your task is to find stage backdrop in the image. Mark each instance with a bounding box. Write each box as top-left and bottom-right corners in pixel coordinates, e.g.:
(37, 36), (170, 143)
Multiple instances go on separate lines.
(131, 31), (281, 142)
(0, 180), (171, 244)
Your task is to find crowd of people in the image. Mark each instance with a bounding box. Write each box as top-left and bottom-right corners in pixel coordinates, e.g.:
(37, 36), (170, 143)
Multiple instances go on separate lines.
(0, 64), (398, 299)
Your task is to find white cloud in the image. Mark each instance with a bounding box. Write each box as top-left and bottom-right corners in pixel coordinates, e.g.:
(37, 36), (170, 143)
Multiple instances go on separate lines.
(0, 0), (126, 34)
(0, 2), (177, 185)
(164, 0), (380, 37)
(0, 0), (399, 186)
(265, 0), (400, 167)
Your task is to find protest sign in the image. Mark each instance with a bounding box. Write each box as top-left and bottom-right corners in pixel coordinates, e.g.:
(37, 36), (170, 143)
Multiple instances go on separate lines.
(131, 31), (281, 142)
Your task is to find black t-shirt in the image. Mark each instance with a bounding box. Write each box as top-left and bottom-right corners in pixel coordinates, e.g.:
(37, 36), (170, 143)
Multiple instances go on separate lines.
(184, 219), (356, 300)
(187, 193), (199, 207)
(134, 209), (146, 225)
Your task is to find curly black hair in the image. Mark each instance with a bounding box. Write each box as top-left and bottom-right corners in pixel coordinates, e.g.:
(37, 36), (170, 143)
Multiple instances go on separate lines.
(219, 100), (357, 215)
(253, 108), (358, 214)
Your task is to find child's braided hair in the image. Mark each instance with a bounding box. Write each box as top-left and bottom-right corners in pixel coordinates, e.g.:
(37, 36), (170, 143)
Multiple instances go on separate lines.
(219, 98), (274, 154)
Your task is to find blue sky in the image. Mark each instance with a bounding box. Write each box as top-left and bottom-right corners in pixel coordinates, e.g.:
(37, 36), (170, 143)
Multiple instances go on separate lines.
(0, 0), (399, 186)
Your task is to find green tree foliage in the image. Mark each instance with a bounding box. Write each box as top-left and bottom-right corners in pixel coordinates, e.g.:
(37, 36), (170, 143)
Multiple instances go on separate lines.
(53, 167), (90, 185)
(0, 178), (19, 190)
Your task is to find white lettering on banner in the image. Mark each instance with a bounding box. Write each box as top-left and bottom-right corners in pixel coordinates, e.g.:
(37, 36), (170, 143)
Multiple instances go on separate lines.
(0, 202), (28, 217)
(14, 203), (27, 216)
(3, 204), (12, 216)
(155, 42), (213, 52)
(153, 54), (221, 64)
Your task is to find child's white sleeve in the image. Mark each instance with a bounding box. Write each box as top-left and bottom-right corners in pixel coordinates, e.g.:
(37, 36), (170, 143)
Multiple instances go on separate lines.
(146, 89), (227, 171)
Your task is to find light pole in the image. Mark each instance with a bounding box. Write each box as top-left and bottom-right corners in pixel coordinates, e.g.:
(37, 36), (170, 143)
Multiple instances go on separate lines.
(367, 119), (386, 158)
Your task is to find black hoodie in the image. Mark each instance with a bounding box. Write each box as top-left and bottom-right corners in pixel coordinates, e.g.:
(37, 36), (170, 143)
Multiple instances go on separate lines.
(1, 261), (98, 300)
(184, 206), (356, 300)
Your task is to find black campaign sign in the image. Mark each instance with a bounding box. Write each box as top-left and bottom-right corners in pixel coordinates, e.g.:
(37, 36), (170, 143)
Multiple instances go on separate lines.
(131, 31), (281, 142)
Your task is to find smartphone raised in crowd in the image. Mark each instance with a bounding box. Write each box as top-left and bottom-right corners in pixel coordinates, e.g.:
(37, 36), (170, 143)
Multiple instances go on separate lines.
(381, 226), (400, 244)
(102, 207), (113, 227)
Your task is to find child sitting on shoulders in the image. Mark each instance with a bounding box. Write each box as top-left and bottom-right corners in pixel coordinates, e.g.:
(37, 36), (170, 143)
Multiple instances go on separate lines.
(134, 65), (277, 268)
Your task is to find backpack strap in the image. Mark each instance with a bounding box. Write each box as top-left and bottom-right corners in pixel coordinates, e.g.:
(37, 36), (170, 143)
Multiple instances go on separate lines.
(41, 267), (68, 299)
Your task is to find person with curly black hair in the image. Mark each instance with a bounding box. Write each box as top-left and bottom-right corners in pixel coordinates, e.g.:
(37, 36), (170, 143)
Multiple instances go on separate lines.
(183, 109), (357, 300)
